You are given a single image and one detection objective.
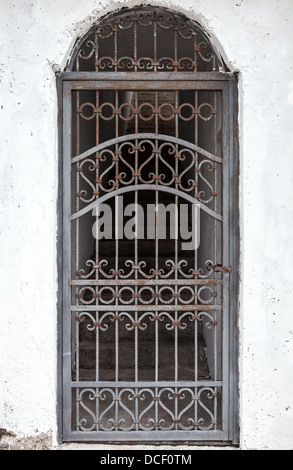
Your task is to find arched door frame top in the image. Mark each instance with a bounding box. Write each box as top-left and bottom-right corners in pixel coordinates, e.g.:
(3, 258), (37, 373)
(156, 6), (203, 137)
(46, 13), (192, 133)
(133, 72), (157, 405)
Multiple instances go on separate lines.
(66, 6), (228, 74)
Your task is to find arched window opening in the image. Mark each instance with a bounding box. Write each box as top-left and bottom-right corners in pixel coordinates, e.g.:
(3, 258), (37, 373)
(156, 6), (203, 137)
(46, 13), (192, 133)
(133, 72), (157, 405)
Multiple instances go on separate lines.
(59, 6), (238, 444)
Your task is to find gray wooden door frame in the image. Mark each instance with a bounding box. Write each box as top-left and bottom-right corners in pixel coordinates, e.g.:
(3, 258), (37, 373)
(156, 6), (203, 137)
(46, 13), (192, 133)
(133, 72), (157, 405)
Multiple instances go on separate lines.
(56, 71), (239, 444)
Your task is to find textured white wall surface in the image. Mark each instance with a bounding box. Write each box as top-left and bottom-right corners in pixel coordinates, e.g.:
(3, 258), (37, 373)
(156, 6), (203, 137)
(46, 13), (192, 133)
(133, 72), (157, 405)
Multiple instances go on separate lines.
(0, 0), (293, 450)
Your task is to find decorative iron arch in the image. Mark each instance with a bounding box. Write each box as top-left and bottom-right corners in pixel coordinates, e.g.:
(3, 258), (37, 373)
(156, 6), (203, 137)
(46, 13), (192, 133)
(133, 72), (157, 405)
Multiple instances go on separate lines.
(67, 6), (227, 73)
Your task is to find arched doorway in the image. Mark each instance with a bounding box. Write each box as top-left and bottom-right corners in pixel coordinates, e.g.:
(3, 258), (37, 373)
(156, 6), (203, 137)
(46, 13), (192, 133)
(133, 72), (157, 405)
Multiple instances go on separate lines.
(58, 6), (239, 443)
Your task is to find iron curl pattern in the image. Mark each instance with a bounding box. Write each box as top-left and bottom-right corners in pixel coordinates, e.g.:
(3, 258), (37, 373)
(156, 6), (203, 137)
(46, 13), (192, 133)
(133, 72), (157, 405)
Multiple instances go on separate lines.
(75, 310), (219, 332)
(75, 386), (220, 432)
(74, 136), (221, 206)
(75, 284), (219, 307)
(70, 7), (223, 72)
(75, 254), (222, 281)
(77, 100), (216, 122)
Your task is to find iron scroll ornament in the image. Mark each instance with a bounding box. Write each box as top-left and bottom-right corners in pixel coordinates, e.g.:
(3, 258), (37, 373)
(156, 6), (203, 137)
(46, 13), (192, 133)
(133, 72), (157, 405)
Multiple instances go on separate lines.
(68, 7), (225, 73)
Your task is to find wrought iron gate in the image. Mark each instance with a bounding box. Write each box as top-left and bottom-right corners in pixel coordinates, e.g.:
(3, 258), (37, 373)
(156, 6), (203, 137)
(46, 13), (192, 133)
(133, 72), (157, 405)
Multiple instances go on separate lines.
(59, 7), (238, 442)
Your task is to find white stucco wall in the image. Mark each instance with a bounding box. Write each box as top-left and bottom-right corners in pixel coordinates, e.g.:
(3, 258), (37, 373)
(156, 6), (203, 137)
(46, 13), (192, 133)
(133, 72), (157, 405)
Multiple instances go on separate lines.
(0, 0), (293, 450)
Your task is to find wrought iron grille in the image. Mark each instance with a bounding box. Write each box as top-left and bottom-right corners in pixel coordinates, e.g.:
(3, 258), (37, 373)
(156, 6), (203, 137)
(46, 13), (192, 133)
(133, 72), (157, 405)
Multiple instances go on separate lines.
(60, 6), (238, 443)
(69, 7), (225, 73)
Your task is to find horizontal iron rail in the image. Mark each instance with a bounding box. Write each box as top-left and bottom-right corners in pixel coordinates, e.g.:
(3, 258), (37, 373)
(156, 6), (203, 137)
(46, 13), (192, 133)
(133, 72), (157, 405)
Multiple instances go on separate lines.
(64, 430), (227, 442)
(71, 305), (222, 311)
(59, 71), (233, 82)
(71, 279), (222, 286)
(69, 80), (228, 91)
(71, 380), (222, 388)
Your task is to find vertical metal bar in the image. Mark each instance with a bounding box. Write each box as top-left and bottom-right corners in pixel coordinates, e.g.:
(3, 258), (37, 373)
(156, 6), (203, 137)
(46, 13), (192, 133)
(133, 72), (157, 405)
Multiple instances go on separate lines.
(214, 387), (218, 431)
(214, 91), (218, 157)
(62, 81), (73, 439)
(213, 91), (218, 382)
(194, 89), (199, 428)
(193, 32), (198, 72)
(115, 89), (119, 382)
(115, 197), (119, 384)
(134, 91), (139, 410)
(76, 90), (80, 274)
(76, 320), (80, 430)
(76, 41), (80, 72)
(134, 295), (138, 381)
(174, 386), (178, 431)
(134, 91), (139, 386)
(114, 21), (118, 73)
(221, 82), (230, 438)
(115, 316), (119, 383)
(75, 317), (80, 383)
(214, 312), (217, 385)
(75, 89), (81, 426)
(134, 20), (138, 73)
(174, 21), (178, 73)
(174, 91), (179, 384)
(56, 75), (64, 443)
(213, 90), (218, 269)
(115, 387), (118, 430)
(95, 30), (99, 72)
(95, 90), (100, 383)
(229, 76), (239, 443)
(194, 387), (197, 430)
(135, 387), (138, 432)
(95, 89), (100, 429)
(153, 20), (157, 72)
(74, 88), (80, 386)
(155, 387), (158, 430)
(155, 91), (159, 382)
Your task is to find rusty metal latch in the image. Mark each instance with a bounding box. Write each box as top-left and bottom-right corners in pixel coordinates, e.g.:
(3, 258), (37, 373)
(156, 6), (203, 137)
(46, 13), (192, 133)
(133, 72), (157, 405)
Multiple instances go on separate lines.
(207, 263), (232, 273)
